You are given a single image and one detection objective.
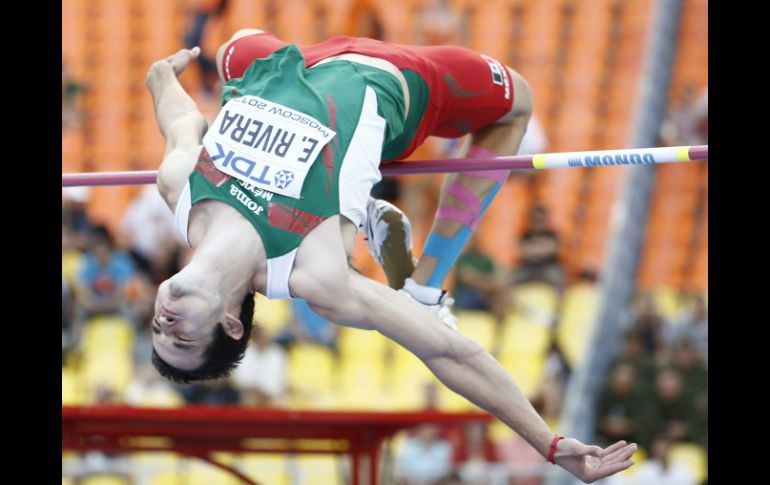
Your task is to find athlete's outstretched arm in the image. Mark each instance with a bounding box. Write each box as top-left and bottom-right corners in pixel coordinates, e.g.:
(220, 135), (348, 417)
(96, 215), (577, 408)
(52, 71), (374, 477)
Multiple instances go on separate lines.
(292, 220), (635, 484)
(145, 47), (208, 208)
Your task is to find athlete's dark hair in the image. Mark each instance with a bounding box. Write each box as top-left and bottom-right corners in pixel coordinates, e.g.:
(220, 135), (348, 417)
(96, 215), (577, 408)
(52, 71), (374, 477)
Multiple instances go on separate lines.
(152, 292), (256, 384)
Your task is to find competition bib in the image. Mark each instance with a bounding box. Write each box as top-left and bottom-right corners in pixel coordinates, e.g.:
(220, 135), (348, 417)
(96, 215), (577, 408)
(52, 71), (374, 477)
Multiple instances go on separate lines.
(202, 95), (336, 199)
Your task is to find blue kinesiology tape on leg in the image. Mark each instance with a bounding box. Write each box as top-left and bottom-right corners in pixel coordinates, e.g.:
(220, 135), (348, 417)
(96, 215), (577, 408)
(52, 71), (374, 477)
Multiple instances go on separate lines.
(422, 186), (502, 288)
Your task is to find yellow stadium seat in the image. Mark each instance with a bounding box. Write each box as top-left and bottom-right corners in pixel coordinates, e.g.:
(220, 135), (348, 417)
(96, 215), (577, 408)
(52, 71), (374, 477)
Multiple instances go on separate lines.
(333, 386), (385, 410)
(498, 313), (551, 359)
(336, 353), (385, 408)
(133, 452), (180, 482)
(511, 283), (559, 323)
(149, 473), (181, 485)
(381, 345), (434, 410)
(381, 385), (424, 411)
(129, 385), (185, 408)
(543, 416), (560, 433)
(669, 443), (708, 484)
(62, 250), (84, 287)
(292, 455), (343, 485)
(455, 310), (497, 353)
(498, 351), (545, 398)
(338, 326), (388, 359)
(252, 294), (290, 335)
(387, 344), (434, 389)
(79, 475), (130, 485)
(80, 315), (134, 356)
(62, 367), (81, 406)
(62, 451), (79, 484)
(557, 283), (599, 367)
(650, 286), (688, 320)
(81, 352), (133, 398)
(287, 344), (337, 408)
(488, 419), (514, 443)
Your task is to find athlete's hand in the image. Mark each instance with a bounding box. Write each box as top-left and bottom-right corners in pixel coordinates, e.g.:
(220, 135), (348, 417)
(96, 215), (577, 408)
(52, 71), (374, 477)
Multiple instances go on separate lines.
(554, 438), (637, 483)
(146, 47), (201, 87)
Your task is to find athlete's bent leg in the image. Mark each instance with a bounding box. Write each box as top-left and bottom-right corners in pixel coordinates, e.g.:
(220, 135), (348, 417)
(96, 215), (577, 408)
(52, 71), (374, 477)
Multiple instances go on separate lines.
(408, 67), (533, 301)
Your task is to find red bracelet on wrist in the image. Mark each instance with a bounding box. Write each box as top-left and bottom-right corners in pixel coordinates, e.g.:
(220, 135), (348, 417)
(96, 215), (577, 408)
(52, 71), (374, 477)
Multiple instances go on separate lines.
(548, 435), (565, 464)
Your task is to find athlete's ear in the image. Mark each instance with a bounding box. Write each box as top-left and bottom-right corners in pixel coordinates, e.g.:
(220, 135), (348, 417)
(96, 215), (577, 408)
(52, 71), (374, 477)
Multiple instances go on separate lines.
(220, 314), (245, 340)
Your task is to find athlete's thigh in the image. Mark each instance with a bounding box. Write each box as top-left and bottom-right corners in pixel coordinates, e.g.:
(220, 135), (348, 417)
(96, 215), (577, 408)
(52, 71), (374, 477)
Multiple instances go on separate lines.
(418, 45), (514, 137)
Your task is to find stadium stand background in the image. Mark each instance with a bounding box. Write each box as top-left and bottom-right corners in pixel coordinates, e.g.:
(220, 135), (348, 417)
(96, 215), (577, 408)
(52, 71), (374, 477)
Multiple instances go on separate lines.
(62, 0), (707, 483)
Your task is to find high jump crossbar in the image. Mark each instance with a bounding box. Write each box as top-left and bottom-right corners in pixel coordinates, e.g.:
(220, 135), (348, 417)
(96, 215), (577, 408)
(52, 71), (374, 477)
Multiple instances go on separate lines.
(62, 145), (707, 187)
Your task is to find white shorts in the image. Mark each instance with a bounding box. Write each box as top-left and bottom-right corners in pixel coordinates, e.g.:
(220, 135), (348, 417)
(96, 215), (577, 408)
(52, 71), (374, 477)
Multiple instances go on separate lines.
(338, 86), (385, 230)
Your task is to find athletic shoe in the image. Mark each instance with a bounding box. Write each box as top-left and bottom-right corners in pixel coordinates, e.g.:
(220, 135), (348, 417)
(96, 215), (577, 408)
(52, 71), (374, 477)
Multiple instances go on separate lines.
(400, 278), (458, 330)
(364, 197), (414, 266)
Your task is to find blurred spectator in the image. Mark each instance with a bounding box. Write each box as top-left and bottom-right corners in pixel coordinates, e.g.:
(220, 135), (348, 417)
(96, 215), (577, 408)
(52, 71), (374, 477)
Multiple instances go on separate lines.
(183, 0), (229, 95)
(638, 368), (694, 448)
(453, 422), (498, 484)
(453, 233), (511, 355)
(616, 330), (657, 394)
(62, 59), (84, 128)
(76, 227), (137, 320)
(179, 379), (240, 405)
(670, 343), (708, 449)
(418, 382), (465, 450)
(633, 293), (667, 356)
(453, 234), (509, 324)
(690, 389), (708, 451)
(76, 453), (132, 484)
(595, 362), (646, 447)
(275, 299), (338, 351)
(346, 0), (384, 40)
(132, 318), (155, 368)
(123, 273), (158, 330)
(62, 224), (84, 287)
(422, 381), (440, 411)
(62, 187), (94, 242)
(435, 473), (463, 485)
(231, 325), (288, 406)
(531, 340), (571, 421)
(671, 343), (707, 403)
(62, 278), (74, 354)
(659, 83), (706, 146)
(93, 382), (121, 405)
(633, 434), (696, 485)
(119, 186), (182, 277)
(124, 364), (183, 407)
(544, 339), (571, 389)
(416, 0), (461, 45)
(511, 205), (565, 290)
(667, 295), (707, 361)
(148, 244), (187, 288)
(395, 423), (454, 485)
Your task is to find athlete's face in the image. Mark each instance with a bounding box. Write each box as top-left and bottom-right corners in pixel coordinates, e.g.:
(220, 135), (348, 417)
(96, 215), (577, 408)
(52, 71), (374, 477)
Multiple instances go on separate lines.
(151, 279), (223, 370)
